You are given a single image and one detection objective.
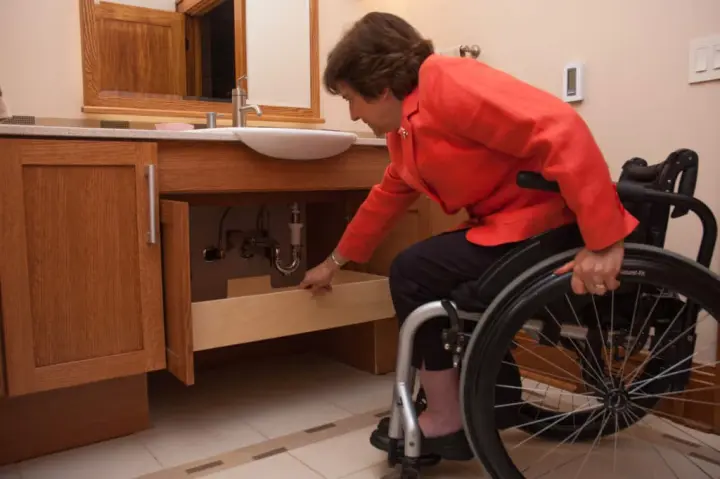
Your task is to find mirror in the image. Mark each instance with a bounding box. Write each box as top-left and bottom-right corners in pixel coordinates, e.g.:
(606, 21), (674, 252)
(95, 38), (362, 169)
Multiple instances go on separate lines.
(79, 0), (320, 123)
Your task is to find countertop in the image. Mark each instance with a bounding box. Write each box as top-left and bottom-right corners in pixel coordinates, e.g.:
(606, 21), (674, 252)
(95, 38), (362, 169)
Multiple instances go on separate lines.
(0, 124), (387, 147)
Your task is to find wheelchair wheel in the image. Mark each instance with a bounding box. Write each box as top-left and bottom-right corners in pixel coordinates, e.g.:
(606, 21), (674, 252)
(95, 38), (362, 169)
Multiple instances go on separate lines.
(461, 245), (720, 479)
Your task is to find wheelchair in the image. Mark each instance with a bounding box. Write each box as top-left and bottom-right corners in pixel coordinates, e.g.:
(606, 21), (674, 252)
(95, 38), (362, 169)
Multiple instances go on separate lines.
(384, 148), (720, 478)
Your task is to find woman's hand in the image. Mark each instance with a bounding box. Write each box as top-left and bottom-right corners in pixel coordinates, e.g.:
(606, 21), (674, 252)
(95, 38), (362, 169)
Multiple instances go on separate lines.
(554, 241), (624, 295)
(299, 257), (341, 295)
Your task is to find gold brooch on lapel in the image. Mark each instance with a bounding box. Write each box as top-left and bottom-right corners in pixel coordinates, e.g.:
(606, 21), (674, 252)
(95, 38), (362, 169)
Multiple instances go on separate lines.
(399, 127), (409, 139)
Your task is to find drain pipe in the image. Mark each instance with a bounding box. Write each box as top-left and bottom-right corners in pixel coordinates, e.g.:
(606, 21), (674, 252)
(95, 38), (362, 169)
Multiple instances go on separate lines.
(274, 202), (303, 275)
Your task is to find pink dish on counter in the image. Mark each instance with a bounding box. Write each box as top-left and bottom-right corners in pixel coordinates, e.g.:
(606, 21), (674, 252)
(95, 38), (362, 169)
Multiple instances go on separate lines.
(154, 123), (194, 131)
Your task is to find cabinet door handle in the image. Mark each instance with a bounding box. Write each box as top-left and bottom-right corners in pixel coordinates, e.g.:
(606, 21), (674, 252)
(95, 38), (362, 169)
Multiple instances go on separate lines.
(146, 164), (157, 244)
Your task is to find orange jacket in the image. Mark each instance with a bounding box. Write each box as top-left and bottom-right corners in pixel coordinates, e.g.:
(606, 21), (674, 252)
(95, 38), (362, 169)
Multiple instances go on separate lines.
(336, 54), (638, 263)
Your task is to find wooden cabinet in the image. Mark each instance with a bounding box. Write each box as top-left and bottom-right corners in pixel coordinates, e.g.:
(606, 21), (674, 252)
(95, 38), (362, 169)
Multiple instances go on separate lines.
(0, 329), (5, 398)
(0, 139), (165, 396)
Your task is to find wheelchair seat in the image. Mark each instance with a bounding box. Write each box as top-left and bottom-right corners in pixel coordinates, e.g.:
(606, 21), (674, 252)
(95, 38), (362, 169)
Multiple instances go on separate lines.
(451, 223), (584, 313)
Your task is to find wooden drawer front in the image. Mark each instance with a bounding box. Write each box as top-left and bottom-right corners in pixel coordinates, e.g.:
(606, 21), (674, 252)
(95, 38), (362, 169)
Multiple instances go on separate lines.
(191, 271), (394, 352)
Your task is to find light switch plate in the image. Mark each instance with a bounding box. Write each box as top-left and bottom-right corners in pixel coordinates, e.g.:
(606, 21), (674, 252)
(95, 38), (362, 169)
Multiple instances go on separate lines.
(694, 47), (709, 72)
(689, 34), (720, 84)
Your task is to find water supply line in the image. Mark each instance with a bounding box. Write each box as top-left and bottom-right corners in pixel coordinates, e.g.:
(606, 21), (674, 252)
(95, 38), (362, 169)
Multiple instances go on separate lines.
(273, 202), (303, 276)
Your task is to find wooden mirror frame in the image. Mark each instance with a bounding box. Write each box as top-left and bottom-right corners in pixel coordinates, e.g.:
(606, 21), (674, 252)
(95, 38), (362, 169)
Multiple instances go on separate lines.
(79, 0), (321, 123)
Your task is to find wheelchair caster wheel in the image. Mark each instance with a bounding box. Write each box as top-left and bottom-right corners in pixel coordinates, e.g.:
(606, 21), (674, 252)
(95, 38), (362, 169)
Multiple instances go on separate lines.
(386, 443), (440, 468)
(400, 466), (421, 479)
(387, 439), (400, 467)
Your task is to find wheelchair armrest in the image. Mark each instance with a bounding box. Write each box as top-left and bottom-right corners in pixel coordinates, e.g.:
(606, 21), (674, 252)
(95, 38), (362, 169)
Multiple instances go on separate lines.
(516, 171), (560, 193)
(517, 171), (673, 201)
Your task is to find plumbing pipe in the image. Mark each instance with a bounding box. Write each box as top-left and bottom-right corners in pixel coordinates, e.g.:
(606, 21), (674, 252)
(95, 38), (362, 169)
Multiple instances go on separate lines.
(274, 202), (303, 276)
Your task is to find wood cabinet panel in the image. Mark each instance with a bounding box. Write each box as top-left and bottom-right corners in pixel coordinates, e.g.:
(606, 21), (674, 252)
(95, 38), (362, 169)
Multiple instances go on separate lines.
(716, 330), (720, 433)
(0, 301), (5, 398)
(160, 200), (195, 386)
(157, 142), (391, 194)
(428, 200), (468, 237)
(24, 166), (144, 366)
(0, 139), (165, 396)
(309, 195), (433, 375)
(361, 197), (432, 276)
(0, 374), (149, 466)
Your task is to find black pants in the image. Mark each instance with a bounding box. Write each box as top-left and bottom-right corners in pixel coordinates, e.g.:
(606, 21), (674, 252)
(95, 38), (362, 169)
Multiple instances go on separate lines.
(389, 229), (522, 371)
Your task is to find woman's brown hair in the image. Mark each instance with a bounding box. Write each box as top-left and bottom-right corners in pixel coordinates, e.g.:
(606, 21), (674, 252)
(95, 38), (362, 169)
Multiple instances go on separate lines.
(323, 12), (434, 100)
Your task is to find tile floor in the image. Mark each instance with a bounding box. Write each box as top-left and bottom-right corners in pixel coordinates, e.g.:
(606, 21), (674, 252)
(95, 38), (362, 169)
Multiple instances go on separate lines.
(0, 354), (719, 478)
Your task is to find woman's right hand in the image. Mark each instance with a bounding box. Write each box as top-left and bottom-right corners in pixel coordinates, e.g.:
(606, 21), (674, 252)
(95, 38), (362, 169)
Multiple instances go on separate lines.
(299, 257), (340, 295)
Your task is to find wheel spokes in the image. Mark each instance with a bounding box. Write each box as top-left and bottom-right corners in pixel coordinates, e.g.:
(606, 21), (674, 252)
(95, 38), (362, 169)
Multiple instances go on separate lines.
(495, 285), (719, 479)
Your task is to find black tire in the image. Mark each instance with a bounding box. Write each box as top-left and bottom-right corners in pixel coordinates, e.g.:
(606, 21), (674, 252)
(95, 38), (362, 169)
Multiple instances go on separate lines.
(460, 244), (720, 479)
(400, 466), (421, 479)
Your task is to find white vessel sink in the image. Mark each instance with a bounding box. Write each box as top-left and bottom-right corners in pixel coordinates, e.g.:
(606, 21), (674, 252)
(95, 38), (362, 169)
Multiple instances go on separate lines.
(191, 127), (358, 160)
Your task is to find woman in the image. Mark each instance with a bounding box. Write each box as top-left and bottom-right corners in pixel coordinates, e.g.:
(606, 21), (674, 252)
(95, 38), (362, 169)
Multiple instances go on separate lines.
(300, 12), (637, 460)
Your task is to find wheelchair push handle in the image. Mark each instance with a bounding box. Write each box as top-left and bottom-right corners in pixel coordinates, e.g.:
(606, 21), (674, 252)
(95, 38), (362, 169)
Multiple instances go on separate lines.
(620, 150), (699, 218)
(671, 149), (699, 218)
(622, 160), (664, 182)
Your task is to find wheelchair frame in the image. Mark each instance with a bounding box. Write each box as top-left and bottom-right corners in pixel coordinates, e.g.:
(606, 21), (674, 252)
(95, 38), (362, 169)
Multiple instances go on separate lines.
(383, 149), (719, 478)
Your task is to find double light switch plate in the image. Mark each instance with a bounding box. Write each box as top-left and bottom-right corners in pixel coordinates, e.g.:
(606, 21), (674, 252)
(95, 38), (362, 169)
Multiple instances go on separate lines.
(689, 34), (720, 84)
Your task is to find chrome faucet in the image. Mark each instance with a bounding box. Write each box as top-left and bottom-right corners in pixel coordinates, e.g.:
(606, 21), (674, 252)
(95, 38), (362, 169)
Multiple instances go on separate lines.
(0, 87), (10, 122)
(232, 76), (262, 127)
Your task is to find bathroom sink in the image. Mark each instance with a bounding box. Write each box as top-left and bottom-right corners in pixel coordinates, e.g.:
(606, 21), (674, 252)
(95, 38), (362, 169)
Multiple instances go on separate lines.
(191, 127), (358, 160)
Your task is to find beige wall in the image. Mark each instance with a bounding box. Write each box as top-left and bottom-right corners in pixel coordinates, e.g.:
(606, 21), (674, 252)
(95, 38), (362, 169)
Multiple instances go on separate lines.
(0, 0), (84, 119)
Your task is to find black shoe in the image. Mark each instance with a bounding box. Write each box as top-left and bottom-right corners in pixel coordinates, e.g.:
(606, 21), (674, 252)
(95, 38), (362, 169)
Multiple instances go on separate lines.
(369, 417), (398, 453)
(370, 387), (428, 453)
(419, 429), (474, 461)
(369, 417), (473, 462)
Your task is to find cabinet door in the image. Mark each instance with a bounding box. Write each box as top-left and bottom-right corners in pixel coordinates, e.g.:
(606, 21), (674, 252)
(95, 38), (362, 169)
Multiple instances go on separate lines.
(0, 312), (5, 397)
(159, 199), (195, 385)
(0, 139), (165, 396)
(716, 337), (720, 433)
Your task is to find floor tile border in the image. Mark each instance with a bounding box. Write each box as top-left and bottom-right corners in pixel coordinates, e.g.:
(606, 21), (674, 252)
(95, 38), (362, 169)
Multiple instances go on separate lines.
(136, 408), (720, 479)
(137, 408), (391, 479)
